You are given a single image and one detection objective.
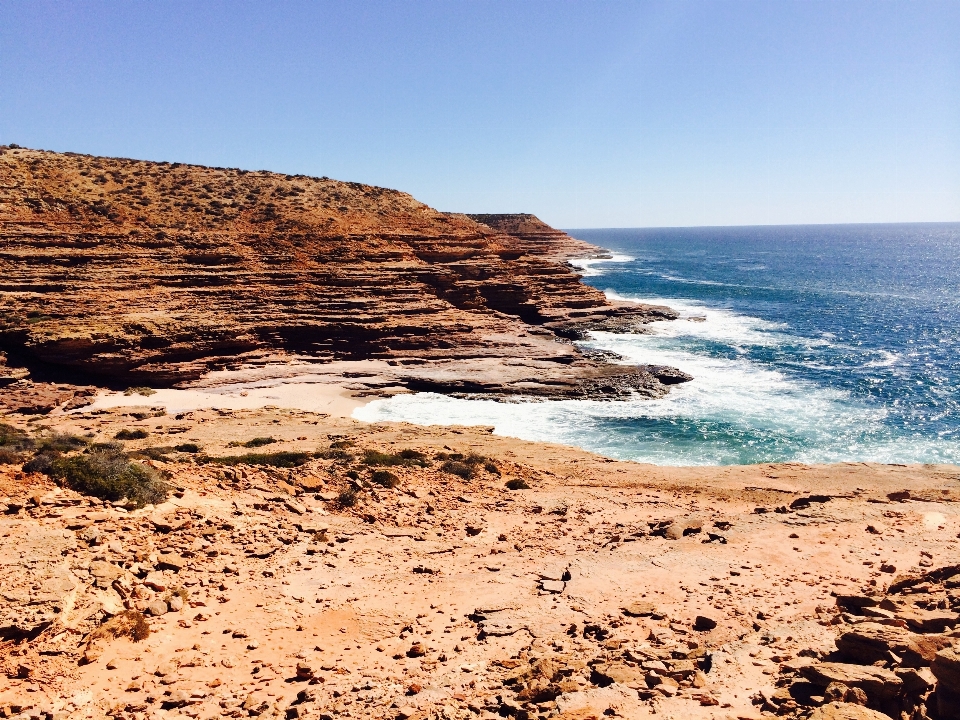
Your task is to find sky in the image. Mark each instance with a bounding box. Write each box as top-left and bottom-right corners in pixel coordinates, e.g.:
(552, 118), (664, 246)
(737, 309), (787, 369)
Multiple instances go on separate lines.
(2, 0), (958, 228)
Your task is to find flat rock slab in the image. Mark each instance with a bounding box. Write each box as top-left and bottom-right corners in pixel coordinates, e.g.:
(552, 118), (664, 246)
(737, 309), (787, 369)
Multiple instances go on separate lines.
(800, 662), (903, 701)
(0, 519), (79, 633)
(809, 702), (894, 720)
(837, 622), (951, 667)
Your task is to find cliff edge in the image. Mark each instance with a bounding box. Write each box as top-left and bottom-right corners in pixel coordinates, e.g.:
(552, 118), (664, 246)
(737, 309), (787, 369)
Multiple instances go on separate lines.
(0, 146), (685, 403)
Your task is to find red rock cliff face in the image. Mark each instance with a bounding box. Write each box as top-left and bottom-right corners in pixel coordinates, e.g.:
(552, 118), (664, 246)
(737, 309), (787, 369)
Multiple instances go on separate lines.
(0, 147), (676, 391)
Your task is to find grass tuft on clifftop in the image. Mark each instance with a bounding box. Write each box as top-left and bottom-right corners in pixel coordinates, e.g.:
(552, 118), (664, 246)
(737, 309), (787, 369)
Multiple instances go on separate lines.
(197, 451), (314, 468)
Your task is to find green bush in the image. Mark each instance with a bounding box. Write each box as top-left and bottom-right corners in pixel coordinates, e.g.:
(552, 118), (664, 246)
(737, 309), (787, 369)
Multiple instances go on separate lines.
(198, 451), (312, 468)
(35, 433), (88, 453)
(174, 443), (201, 453)
(362, 448), (428, 467)
(436, 451), (487, 465)
(441, 460), (474, 480)
(370, 469), (399, 488)
(337, 488), (358, 507)
(22, 450), (60, 474)
(241, 437), (276, 448)
(115, 428), (149, 440)
(320, 447), (355, 462)
(48, 444), (169, 508)
(0, 423), (33, 451)
(128, 446), (175, 460)
(123, 387), (156, 396)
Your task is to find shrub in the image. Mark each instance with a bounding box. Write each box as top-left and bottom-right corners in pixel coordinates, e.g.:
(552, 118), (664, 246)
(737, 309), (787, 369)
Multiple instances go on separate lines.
(370, 469), (399, 488)
(441, 460), (474, 480)
(320, 447), (355, 462)
(0, 448), (23, 464)
(88, 609), (150, 643)
(115, 428), (149, 440)
(505, 479), (530, 490)
(0, 423), (33, 451)
(337, 488), (358, 507)
(174, 443), (201, 453)
(362, 448), (427, 467)
(48, 444), (169, 508)
(329, 439), (354, 450)
(36, 433), (88, 453)
(398, 448), (427, 462)
(345, 470), (360, 480)
(436, 451), (488, 466)
(22, 450), (60, 474)
(123, 387), (156, 396)
(198, 451), (312, 468)
(242, 437), (276, 448)
(484, 461), (501, 475)
(128, 446), (175, 460)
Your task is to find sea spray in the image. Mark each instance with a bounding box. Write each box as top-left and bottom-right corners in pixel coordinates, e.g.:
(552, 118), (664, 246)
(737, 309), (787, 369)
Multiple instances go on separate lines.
(357, 223), (960, 466)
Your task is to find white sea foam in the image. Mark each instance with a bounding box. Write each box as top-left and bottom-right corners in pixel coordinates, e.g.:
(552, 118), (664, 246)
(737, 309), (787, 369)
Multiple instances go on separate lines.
(604, 292), (799, 349)
(568, 253), (634, 277)
(354, 293), (959, 466)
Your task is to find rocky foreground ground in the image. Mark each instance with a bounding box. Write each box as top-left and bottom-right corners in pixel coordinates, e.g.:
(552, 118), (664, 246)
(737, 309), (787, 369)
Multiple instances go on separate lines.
(2, 407), (960, 720)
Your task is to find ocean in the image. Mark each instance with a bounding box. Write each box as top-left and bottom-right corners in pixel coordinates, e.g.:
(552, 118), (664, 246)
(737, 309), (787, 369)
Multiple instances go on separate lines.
(355, 223), (960, 466)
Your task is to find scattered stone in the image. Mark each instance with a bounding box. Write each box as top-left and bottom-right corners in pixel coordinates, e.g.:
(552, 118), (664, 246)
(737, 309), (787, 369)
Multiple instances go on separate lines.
(622, 602), (658, 617)
(407, 642), (427, 658)
(145, 599), (168, 616)
(693, 615), (717, 631)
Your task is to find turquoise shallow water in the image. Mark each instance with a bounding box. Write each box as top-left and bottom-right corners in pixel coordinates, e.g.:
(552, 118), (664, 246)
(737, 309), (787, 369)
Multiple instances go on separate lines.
(356, 223), (960, 466)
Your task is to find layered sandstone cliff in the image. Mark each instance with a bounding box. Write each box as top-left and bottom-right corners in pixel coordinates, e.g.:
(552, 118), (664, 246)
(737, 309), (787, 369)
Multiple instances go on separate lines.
(0, 146), (682, 398)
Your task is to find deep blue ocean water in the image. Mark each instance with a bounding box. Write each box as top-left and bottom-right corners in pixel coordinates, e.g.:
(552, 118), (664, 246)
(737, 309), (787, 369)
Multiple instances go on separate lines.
(356, 223), (960, 466)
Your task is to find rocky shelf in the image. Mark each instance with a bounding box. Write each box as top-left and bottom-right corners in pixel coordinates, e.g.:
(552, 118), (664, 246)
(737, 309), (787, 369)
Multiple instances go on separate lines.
(0, 146), (685, 403)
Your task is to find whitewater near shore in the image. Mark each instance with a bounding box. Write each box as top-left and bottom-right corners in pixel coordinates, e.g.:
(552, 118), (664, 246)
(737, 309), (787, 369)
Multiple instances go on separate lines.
(2, 406), (959, 720)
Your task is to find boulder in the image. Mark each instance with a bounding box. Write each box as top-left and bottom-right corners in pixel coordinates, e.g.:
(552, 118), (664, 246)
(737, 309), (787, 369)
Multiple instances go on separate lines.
(932, 646), (960, 693)
(836, 622), (952, 667)
(808, 702), (896, 720)
(590, 663), (645, 688)
(895, 667), (935, 695)
(145, 599), (168, 616)
(899, 608), (960, 633)
(800, 662), (903, 702)
(693, 615), (717, 631)
(663, 516), (704, 540)
(621, 602), (658, 618)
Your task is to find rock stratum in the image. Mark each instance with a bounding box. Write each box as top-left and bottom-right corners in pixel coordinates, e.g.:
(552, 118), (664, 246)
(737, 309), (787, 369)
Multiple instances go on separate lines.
(0, 146), (684, 400)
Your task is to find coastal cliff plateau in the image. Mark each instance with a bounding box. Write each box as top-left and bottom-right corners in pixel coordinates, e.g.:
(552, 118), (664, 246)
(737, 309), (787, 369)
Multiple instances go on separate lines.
(0, 146), (684, 404)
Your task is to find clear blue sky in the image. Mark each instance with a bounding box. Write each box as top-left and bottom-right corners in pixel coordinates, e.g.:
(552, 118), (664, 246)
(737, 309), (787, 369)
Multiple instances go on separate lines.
(2, 1), (958, 227)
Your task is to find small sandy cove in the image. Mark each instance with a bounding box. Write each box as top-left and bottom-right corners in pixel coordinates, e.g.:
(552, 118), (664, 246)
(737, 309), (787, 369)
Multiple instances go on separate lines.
(2, 405), (959, 720)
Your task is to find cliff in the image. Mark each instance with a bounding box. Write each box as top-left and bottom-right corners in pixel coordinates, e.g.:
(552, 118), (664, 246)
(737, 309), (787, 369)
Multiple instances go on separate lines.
(0, 146), (682, 399)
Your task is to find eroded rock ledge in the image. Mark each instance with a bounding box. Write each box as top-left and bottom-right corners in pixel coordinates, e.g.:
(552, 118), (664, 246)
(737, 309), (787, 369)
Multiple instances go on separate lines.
(0, 146), (686, 402)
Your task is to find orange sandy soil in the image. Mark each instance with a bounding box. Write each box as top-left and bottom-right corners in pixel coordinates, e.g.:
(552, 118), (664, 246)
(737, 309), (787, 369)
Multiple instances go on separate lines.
(1, 407), (958, 720)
